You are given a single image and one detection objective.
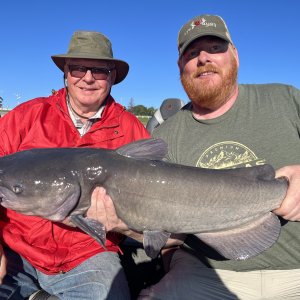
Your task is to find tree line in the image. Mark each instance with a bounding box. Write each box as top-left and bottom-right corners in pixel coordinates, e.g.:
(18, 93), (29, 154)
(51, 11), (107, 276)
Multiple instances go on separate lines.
(127, 97), (156, 116)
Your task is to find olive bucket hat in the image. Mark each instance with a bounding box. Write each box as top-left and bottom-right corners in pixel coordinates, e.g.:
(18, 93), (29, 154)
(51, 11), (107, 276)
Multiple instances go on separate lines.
(51, 31), (129, 84)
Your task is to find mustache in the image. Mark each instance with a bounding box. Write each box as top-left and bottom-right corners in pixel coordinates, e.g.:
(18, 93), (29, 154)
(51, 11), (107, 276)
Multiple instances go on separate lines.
(193, 65), (220, 78)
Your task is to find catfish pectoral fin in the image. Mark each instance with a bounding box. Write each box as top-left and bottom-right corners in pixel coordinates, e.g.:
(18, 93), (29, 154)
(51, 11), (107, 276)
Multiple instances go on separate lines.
(195, 212), (281, 260)
(143, 230), (171, 258)
(70, 215), (107, 249)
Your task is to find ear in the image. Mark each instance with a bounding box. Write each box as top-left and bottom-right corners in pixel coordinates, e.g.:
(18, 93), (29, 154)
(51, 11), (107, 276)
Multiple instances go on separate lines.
(62, 74), (68, 87)
(231, 45), (240, 68)
(177, 57), (184, 74)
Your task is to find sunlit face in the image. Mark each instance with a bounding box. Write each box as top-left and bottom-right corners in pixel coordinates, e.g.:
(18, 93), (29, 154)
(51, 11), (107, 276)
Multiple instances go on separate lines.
(179, 36), (239, 111)
(64, 59), (116, 111)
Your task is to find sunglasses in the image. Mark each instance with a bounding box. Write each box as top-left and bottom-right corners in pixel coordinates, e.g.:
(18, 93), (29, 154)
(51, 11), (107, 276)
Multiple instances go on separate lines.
(68, 65), (114, 80)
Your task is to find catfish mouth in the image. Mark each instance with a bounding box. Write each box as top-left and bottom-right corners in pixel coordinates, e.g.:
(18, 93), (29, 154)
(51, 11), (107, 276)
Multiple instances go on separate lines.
(0, 186), (25, 211)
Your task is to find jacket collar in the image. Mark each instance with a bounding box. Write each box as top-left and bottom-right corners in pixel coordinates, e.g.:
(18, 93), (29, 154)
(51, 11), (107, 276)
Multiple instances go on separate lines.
(53, 88), (125, 126)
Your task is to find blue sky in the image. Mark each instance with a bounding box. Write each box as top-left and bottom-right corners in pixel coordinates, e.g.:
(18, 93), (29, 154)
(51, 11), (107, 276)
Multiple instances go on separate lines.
(1, 0), (300, 109)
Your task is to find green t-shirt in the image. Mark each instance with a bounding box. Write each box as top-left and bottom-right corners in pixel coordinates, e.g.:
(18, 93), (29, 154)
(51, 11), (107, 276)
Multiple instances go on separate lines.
(152, 83), (300, 271)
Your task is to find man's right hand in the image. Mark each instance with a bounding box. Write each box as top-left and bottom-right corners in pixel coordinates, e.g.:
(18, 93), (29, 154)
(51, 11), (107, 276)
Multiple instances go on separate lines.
(0, 244), (7, 283)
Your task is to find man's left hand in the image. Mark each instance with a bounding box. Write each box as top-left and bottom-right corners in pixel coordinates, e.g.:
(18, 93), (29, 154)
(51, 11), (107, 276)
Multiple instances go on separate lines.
(87, 186), (130, 233)
(273, 165), (300, 221)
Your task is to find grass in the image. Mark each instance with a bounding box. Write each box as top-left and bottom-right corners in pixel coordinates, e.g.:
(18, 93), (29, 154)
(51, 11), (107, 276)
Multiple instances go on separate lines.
(137, 116), (151, 126)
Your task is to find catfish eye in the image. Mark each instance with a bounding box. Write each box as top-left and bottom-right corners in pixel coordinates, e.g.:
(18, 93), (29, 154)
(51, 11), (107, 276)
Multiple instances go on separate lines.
(12, 185), (23, 194)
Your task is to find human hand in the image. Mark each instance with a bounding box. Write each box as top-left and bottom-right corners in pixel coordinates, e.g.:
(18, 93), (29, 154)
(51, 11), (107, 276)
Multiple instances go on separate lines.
(86, 187), (130, 234)
(62, 217), (76, 227)
(162, 233), (185, 248)
(273, 165), (300, 221)
(0, 244), (7, 284)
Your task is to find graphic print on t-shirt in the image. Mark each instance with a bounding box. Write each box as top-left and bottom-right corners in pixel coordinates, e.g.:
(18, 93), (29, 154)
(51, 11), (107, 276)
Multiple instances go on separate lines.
(196, 141), (266, 169)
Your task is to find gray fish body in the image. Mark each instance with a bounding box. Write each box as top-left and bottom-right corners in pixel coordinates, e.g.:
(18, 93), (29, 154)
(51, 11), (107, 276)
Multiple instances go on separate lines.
(106, 157), (285, 233)
(0, 139), (288, 260)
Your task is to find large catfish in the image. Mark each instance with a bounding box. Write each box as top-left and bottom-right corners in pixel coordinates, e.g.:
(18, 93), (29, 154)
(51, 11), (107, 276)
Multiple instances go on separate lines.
(0, 138), (287, 260)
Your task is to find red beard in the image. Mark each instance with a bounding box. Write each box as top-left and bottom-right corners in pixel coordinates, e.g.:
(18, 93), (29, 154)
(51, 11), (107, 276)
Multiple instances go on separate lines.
(181, 56), (238, 111)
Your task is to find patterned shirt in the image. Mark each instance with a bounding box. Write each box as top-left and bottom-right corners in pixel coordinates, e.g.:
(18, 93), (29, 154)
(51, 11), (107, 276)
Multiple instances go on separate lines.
(67, 99), (105, 136)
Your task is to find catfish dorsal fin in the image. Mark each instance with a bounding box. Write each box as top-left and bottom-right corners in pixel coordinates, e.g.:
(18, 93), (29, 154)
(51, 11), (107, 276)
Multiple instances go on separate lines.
(226, 164), (276, 181)
(116, 138), (167, 160)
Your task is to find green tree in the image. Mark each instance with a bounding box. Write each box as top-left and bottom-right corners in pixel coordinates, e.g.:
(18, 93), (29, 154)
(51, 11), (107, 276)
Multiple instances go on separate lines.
(132, 105), (148, 116)
(147, 106), (155, 116)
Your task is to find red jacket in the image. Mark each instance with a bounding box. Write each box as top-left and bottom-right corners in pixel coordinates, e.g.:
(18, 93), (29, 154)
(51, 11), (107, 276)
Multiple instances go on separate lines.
(0, 88), (150, 274)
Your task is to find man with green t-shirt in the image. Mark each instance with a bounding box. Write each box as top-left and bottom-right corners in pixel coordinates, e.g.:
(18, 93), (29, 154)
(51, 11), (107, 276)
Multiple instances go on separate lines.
(138, 14), (300, 300)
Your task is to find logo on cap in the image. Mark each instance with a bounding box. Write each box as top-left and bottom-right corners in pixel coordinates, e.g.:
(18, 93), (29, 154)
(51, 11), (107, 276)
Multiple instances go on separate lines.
(185, 18), (217, 36)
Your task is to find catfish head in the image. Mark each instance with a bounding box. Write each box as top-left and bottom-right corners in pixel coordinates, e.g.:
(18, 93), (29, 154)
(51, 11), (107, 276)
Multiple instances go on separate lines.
(0, 149), (81, 221)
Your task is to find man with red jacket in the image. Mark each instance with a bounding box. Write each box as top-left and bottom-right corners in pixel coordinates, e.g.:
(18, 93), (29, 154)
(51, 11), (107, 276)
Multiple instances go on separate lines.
(0, 30), (149, 299)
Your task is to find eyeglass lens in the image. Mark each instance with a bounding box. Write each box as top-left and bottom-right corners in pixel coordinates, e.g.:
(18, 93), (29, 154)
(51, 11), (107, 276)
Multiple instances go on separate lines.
(68, 65), (111, 80)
